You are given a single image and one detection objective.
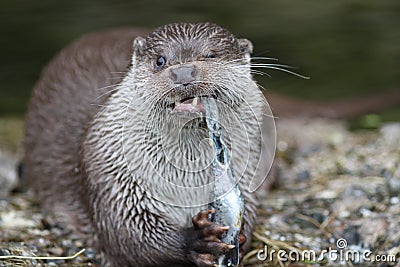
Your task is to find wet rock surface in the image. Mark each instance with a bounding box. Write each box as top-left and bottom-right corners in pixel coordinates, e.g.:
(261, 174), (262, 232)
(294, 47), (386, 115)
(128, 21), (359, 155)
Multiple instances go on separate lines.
(1, 118), (399, 266)
(0, 194), (102, 267)
(245, 119), (400, 267)
(0, 118), (102, 267)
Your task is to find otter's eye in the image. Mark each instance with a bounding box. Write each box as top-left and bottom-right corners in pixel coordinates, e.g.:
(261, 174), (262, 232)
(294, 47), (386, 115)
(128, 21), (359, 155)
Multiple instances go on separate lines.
(156, 56), (166, 70)
(205, 53), (216, 59)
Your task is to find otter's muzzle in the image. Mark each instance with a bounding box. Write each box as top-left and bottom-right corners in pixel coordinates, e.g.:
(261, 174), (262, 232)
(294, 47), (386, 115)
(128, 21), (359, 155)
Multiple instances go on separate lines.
(169, 64), (199, 86)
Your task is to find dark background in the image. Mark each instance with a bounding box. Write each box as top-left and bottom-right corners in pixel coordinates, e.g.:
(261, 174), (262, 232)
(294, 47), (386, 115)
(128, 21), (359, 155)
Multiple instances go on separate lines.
(1, 0), (399, 118)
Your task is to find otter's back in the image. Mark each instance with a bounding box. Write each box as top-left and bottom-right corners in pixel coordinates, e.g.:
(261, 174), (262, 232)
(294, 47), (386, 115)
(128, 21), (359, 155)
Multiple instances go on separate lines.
(23, 28), (148, 228)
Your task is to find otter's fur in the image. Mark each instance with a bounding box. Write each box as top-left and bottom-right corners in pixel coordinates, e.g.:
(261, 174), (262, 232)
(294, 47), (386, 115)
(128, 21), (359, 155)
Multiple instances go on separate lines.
(24, 23), (272, 266)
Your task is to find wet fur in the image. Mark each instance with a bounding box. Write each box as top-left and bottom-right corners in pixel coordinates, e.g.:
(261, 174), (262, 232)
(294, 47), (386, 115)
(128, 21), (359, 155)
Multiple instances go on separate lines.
(25, 22), (400, 266)
(24, 23), (266, 266)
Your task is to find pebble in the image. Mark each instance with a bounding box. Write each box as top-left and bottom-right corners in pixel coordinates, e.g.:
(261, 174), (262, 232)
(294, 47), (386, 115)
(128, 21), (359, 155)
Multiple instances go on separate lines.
(0, 210), (38, 229)
(256, 120), (400, 267)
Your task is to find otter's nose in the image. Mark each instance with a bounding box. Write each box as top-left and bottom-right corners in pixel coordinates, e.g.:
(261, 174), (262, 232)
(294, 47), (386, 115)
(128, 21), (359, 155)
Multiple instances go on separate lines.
(169, 64), (198, 86)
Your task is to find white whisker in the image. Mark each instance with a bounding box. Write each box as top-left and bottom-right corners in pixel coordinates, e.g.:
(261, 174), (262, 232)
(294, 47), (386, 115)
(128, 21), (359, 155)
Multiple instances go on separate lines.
(252, 65), (309, 79)
(250, 63), (297, 69)
(250, 56), (279, 62)
(95, 84), (118, 91)
(94, 86), (120, 101)
(250, 70), (271, 77)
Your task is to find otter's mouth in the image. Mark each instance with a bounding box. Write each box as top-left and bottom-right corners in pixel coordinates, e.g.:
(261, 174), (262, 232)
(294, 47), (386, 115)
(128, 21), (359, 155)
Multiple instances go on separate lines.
(169, 96), (215, 114)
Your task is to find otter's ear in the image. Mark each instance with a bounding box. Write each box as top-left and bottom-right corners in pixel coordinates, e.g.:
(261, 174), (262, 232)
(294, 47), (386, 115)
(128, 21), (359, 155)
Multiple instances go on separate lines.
(238, 38), (253, 55)
(133, 36), (146, 57)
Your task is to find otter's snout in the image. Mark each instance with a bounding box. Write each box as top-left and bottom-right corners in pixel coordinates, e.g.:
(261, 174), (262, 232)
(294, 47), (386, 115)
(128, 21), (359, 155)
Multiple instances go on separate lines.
(169, 64), (199, 86)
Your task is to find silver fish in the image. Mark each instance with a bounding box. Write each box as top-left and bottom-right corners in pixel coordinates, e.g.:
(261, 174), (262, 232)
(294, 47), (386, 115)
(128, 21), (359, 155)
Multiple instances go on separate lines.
(202, 97), (245, 267)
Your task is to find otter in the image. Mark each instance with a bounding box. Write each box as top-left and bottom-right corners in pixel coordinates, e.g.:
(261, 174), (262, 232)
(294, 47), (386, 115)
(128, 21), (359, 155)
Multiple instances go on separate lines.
(24, 23), (274, 267)
(23, 22), (400, 267)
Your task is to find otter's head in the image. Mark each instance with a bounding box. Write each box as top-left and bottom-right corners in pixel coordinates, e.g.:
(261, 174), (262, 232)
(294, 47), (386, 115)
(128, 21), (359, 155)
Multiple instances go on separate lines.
(127, 23), (257, 129)
(114, 23), (272, 205)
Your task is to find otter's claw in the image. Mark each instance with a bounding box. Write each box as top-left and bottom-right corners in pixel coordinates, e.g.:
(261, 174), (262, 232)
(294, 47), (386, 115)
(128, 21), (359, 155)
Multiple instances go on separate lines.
(185, 210), (241, 267)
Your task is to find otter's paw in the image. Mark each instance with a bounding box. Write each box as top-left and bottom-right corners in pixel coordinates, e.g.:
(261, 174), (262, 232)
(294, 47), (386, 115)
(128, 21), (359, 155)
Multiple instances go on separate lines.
(184, 209), (245, 267)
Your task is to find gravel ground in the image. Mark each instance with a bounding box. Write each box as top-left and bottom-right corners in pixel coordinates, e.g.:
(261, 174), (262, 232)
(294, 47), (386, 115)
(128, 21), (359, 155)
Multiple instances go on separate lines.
(1, 118), (399, 266)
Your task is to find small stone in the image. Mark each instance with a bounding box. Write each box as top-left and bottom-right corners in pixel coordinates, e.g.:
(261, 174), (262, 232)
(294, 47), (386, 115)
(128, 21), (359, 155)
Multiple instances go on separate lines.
(315, 190), (337, 199)
(84, 247), (98, 259)
(390, 197), (399, 205)
(48, 247), (64, 256)
(0, 210), (37, 229)
(387, 177), (400, 195)
(339, 210), (350, 218)
(380, 123), (400, 145)
(296, 170), (310, 181)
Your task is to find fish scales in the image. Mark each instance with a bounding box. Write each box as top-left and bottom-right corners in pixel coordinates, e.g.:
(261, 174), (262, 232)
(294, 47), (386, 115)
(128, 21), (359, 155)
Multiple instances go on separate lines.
(202, 97), (245, 267)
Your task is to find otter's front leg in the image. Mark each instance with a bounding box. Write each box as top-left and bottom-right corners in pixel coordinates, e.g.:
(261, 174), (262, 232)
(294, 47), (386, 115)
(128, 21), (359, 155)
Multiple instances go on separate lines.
(184, 209), (247, 267)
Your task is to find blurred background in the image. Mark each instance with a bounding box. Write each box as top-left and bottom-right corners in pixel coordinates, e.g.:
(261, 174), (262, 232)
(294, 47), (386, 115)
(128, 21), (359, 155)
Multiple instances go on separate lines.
(0, 0), (399, 118)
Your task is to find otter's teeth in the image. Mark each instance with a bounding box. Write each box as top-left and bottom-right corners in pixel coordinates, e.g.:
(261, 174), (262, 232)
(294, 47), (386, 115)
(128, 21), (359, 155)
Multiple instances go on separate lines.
(192, 97), (198, 106)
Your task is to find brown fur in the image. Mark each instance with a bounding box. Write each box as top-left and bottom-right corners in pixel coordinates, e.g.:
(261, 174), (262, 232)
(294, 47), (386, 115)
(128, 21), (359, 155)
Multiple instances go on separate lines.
(24, 22), (400, 266)
(24, 23), (265, 266)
